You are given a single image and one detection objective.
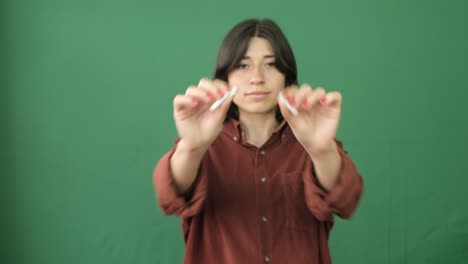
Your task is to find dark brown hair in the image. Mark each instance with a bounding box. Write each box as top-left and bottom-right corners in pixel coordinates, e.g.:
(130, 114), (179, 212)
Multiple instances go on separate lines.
(213, 18), (298, 121)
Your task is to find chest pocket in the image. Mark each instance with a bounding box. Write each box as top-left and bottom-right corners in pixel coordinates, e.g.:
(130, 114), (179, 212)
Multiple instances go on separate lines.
(281, 171), (316, 230)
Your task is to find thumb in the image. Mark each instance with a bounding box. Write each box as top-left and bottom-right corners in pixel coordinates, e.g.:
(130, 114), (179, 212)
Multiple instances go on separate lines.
(211, 86), (238, 114)
(277, 93), (296, 122)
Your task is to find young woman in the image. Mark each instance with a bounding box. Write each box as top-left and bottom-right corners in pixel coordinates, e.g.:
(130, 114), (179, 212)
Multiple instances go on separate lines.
(154, 18), (363, 264)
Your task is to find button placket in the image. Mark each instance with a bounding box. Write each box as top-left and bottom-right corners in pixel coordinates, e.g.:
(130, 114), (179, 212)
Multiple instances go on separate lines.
(257, 147), (269, 264)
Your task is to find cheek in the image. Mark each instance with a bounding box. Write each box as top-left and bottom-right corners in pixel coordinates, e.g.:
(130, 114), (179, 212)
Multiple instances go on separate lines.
(229, 79), (240, 86)
(232, 95), (242, 106)
(265, 69), (284, 80)
(231, 89), (245, 104)
(267, 72), (286, 87)
(228, 73), (248, 86)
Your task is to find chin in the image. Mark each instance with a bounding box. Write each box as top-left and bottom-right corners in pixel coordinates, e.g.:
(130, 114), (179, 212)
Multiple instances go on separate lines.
(240, 106), (278, 116)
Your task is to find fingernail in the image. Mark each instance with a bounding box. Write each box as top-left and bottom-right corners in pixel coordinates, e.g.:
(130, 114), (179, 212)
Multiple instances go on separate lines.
(320, 97), (327, 104)
(192, 98), (199, 105)
(288, 97), (296, 106)
(301, 99), (308, 107)
(217, 89), (224, 97)
(206, 93), (214, 101)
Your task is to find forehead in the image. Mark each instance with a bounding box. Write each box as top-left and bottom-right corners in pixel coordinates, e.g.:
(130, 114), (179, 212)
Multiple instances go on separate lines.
(244, 37), (274, 57)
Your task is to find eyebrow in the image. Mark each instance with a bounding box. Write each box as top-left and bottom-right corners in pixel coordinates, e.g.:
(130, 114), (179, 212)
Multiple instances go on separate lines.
(242, 55), (275, 59)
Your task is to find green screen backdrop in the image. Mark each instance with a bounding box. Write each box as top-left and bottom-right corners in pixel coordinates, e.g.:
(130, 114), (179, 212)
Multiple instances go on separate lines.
(2, 0), (468, 263)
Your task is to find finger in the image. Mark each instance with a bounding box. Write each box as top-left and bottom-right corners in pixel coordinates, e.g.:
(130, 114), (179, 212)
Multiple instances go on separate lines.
(215, 86), (236, 113)
(198, 78), (226, 99)
(321, 91), (342, 107)
(210, 85), (238, 112)
(277, 94), (295, 121)
(278, 90), (299, 117)
(282, 85), (299, 107)
(213, 79), (231, 94)
(185, 85), (213, 104)
(303, 87), (326, 110)
(173, 94), (198, 112)
(295, 84), (313, 110)
(196, 79), (219, 101)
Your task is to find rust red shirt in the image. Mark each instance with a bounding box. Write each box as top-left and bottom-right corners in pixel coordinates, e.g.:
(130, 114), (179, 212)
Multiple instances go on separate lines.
(153, 118), (363, 264)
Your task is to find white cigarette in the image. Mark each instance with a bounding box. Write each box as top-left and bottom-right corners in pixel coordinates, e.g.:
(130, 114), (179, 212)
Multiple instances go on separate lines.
(209, 86), (238, 111)
(278, 93), (298, 116)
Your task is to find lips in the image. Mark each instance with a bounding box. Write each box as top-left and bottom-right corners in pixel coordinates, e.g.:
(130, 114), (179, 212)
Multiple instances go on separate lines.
(245, 91), (270, 100)
(245, 91), (270, 95)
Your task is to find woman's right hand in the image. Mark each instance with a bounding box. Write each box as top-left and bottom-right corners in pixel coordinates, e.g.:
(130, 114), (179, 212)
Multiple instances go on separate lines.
(173, 78), (234, 151)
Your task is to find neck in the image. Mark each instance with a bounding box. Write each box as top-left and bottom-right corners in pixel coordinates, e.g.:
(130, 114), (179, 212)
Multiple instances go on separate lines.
(239, 111), (279, 147)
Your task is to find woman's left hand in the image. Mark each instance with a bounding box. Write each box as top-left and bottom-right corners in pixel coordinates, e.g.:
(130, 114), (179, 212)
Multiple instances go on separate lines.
(278, 84), (342, 155)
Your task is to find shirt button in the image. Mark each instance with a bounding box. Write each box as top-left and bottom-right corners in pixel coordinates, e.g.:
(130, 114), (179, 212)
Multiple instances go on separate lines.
(264, 256), (270, 262)
(260, 177), (267, 183)
(261, 216), (267, 222)
(260, 150), (266, 155)
(233, 136), (238, 141)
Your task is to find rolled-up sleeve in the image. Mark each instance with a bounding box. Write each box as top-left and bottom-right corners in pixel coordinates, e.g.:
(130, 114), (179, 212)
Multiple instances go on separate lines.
(153, 142), (207, 218)
(303, 140), (363, 222)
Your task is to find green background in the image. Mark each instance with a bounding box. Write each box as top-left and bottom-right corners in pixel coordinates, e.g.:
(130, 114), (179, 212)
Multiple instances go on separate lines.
(2, 0), (468, 263)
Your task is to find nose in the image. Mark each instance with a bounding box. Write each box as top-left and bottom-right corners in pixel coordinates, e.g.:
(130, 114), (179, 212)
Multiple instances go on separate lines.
(250, 66), (265, 85)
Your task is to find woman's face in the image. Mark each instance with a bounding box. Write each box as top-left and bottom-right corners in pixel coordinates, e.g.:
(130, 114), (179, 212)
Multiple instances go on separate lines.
(228, 37), (286, 117)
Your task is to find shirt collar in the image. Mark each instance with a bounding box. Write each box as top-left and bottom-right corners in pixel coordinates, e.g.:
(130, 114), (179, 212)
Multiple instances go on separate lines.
(223, 118), (292, 144)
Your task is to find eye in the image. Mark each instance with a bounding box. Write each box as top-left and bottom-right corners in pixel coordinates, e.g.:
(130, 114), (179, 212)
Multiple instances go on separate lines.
(236, 63), (248, 69)
(265, 61), (276, 68)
